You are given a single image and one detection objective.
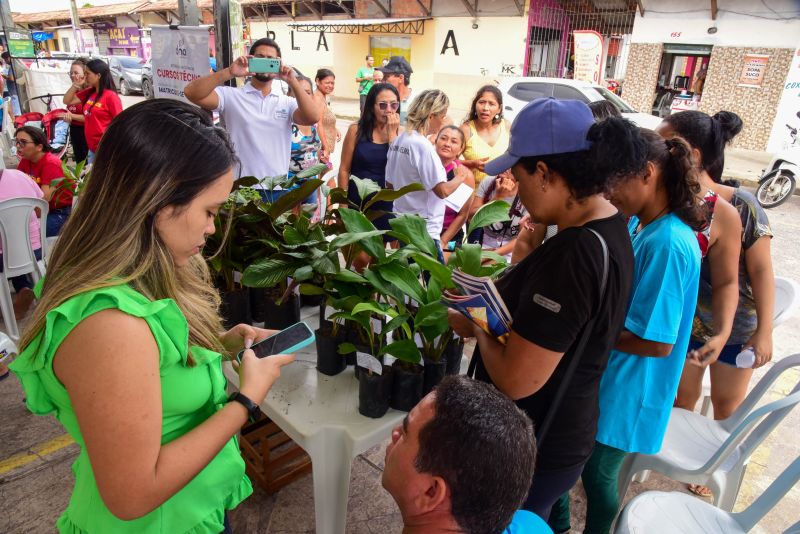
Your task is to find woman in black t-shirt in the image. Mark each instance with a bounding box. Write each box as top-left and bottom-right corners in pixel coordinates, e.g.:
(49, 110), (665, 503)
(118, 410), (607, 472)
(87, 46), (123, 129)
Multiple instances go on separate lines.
(448, 98), (646, 522)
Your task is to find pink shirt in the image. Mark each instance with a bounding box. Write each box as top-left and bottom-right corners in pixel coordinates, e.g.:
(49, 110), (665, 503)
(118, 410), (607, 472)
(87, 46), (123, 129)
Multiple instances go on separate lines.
(0, 170), (44, 253)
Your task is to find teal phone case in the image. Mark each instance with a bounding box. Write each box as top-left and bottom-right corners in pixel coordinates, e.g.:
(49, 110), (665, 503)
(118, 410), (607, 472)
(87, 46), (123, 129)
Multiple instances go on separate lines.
(236, 322), (315, 362)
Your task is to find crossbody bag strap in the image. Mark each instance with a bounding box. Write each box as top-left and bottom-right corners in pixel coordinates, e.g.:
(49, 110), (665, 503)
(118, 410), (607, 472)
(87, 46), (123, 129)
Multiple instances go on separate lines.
(534, 227), (609, 446)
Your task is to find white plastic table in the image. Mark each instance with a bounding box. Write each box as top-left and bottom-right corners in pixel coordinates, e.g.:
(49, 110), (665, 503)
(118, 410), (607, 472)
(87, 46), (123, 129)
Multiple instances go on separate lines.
(223, 355), (405, 534)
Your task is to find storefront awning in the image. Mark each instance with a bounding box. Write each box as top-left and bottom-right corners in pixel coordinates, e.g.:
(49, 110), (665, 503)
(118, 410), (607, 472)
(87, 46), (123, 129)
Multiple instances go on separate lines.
(287, 17), (430, 35)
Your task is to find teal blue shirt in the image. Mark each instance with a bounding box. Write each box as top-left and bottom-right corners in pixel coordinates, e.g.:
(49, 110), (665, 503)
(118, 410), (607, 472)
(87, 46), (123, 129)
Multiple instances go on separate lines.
(504, 510), (553, 533)
(596, 214), (700, 454)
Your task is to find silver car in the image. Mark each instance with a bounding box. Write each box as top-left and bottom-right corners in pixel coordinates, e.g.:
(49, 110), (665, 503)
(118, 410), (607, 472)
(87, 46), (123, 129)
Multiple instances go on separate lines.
(108, 55), (145, 96)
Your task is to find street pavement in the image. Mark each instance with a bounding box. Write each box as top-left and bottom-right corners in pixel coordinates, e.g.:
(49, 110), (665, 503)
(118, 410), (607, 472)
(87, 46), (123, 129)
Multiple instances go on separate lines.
(0, 94), (798, 533)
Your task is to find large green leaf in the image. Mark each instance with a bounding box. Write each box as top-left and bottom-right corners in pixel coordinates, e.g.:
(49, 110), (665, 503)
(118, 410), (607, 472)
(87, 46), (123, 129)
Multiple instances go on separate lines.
(380, 339), (421, 364)
(410, 253), (454, 290)
(295, 162), (329, 180)
(333, 269), (369, 284)
(362, 182), (425, 211)
(351, 176), (382, 203)
(449, 243), (483, 276)
(338, 208), (385, 260)
(466, 199), (511, 237)
(311, 254), (339, 276)
(283, 226), (306, 245)
(352, 301), (396, 319)
(299, 283), (326, 296)
(375, 261), (425, 303)
(388, 215), (438, 258)
(362, 267), (405, 303)
(242, 258), (296, 287)
(330, 230), (386, 249)
(266, 179), (323, 218)
(415, 301), (448, 328)
(381, 313), (411, 337)
(293, 265), (314, 281)
(329, 312), (370, 331)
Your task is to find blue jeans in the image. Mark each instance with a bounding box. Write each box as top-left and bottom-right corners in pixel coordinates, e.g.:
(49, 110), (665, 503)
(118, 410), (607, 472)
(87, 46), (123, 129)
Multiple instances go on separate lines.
(0, 248), (42, 292)
(87, 150), (96, 164)
(47, 206), (72, 237)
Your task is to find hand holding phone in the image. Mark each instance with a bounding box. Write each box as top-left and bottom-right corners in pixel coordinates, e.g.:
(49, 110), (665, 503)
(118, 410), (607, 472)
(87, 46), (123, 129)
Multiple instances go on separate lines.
(249, 57), (281, 74)
(236, 322), (315, 362)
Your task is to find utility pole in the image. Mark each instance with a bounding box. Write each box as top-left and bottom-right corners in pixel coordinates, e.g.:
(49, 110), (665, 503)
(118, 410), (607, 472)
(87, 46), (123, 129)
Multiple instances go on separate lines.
(69, 0), (85, 53)
(178, 0), (201, 26)
(0, 0), (13, 48)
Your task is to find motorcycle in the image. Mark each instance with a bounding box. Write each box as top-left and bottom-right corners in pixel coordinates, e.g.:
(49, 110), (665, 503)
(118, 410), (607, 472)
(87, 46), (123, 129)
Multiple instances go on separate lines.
(756, 124), (799, 209)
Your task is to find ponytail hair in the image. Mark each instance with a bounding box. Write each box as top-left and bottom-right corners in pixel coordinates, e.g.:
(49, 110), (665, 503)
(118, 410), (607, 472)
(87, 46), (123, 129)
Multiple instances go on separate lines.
(661, 110), (743, 183)
(517, 117), (648, 200)
(640, 129), (706, 231)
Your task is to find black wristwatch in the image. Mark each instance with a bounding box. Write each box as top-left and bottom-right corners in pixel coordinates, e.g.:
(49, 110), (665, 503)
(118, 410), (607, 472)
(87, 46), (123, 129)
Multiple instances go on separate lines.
(228, 392), (261, 421)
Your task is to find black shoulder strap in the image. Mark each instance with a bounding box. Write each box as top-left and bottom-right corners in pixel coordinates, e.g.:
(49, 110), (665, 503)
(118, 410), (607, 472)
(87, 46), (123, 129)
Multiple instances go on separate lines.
(534, 228), (609, 446)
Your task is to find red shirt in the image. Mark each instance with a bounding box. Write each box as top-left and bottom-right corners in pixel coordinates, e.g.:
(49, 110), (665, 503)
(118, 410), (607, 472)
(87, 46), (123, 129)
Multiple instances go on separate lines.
(77, 87), (122, 151)
(17, 152), (73, 209)
(67, 100), (83, 118)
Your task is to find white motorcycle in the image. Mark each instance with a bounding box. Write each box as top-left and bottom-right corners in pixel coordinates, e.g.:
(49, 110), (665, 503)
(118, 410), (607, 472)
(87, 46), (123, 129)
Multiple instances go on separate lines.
(756, 124), (799, 209)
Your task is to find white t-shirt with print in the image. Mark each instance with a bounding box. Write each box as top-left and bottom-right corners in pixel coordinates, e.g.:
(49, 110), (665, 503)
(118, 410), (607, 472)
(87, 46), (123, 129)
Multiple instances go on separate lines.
(385, 130), (447, 239)
(214, 82), (298, 188)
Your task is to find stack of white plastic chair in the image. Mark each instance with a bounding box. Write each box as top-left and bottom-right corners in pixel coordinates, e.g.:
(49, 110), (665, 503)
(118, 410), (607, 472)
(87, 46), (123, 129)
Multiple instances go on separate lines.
(0, 197), (49, 340)
(615, 455), (800, 533)
(618, 353), (800, 511)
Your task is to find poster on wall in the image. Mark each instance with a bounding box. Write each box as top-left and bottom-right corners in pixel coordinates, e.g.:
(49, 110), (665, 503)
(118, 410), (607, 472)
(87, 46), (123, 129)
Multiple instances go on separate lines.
(573, 30), (604, 84)
(767, 48), (800, 152)
(739, 54), (769, 88)
(8, 30), (35, 57)
(151, 25), (212, 102)
(230, 0), (246, 59)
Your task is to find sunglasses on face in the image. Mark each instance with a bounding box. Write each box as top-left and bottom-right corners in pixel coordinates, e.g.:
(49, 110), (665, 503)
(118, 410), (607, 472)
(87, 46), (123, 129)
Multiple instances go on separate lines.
(14, 139), (31, 147)
(378, 101), (400, 111)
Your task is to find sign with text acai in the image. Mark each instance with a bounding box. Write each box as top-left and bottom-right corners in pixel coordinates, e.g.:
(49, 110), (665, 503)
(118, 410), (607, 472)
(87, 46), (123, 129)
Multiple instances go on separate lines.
(573, 30), (604, 84)
(151, 25), (212, 103)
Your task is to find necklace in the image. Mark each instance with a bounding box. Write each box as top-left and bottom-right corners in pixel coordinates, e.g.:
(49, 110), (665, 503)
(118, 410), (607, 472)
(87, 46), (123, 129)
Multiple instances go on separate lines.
(635, 205), (669, 235)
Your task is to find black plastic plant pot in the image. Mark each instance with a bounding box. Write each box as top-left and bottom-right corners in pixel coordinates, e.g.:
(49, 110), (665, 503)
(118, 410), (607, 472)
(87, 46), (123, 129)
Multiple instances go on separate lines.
(358, 365), (393, 418)
(423, 358), (447, 396)
(300, 293), (324, 308)
(390, 362), (424, 412)
(316, 328), (346, 376)
(249, 287), (267, 323)
(219, 286), (251, 330)
(263, 293), (301, 330)
(444, 338), (465, 375)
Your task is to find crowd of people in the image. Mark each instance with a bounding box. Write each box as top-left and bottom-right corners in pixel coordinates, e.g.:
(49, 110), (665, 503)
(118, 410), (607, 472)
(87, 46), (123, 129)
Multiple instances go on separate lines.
(3, 35), (777, 534)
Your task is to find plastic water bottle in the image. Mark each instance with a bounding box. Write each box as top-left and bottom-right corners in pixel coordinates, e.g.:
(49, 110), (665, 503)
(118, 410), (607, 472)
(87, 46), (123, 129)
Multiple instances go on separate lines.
(735, 347), (756, 368)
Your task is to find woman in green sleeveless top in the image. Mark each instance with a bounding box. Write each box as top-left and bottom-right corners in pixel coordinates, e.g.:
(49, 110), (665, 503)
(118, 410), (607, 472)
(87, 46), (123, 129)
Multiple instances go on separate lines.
(10, 99), (294, 533)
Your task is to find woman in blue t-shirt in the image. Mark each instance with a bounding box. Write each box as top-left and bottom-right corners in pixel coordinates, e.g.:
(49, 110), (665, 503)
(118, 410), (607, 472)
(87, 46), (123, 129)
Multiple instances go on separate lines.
(549, 130), (704, 534)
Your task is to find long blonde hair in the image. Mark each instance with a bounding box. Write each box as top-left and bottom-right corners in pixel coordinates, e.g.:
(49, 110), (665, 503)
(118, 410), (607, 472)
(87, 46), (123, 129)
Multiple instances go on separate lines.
(21, 100), (237, 361)
(406, 89), (449, 135)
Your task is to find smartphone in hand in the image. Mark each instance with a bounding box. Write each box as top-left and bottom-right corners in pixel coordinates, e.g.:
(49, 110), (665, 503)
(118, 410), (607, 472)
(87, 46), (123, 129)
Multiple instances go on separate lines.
(237, 322), (315, 361)
(249, 57), (281, 74)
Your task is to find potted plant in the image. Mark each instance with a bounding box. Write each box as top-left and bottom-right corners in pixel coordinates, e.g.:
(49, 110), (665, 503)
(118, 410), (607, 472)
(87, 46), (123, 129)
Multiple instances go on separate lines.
(51, 159), (90, 209)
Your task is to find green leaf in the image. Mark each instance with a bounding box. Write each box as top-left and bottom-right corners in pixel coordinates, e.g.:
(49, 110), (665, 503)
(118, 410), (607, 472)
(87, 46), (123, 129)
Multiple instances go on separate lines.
(234, 176), (261, 189)
(242, 258), (296, 287)
(450, 244), (483, 276)
(283, 226), (306, 245)
(388, 215), (438, 258)
(330, 230), (386, 249)
(293, 265), (314, 281)
(333, 269), (369, 284)
(362, 182), (425, 211)
(381, 313), (411, 336)
(375, 261), (425, 303)
(351, 176), (382, 202)
(299, 283), (326, 296)
(415, 301), (448, 327)
(467, 199), (511, 237)
(352, 301), (394, 318)
(410, 253), (454, 290)
(337, 342), (357, 355)
(266, 179), (323, 218)
(338, 208), (385, 260)
(311, 255), (339, 276)
(380, 339), (421, 364)
(295, 162), (330, 180)
(329, 312), (370, 331)
(362, 267), (405, 303)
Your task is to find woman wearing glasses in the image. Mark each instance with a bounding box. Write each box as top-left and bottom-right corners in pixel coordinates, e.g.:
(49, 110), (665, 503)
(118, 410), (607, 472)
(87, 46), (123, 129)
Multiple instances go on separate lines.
(471, 170), (526, 261)
(338, 83), (401, 268)
(60, 58), (89, 164)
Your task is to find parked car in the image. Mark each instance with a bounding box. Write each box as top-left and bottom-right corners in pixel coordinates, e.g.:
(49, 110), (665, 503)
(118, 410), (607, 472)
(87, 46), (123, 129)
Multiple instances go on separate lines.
(498, 77), (662, 130)
(107, 55), (145, 96)
(141, 61), (154, 99)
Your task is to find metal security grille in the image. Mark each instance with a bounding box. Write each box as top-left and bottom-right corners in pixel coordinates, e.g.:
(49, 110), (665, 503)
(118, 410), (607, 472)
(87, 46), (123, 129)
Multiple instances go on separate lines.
(527, 1), (636, 79)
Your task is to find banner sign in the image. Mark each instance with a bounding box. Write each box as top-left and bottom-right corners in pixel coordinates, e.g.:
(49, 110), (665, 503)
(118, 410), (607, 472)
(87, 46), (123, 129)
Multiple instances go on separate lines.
(739, 54), (769, 88)
(151, 25), (212, 102)
(767, 48), (800, 152)
(32, 31), (54, 42)
(8, 30), (35, 57)
(108, 27), (141, 48)
(230, 0), (246, 60)
(573, 30), (604, 84)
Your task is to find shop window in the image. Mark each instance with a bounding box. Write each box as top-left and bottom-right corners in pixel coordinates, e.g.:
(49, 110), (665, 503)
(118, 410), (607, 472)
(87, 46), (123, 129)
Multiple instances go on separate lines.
(508, 82), (553, 102)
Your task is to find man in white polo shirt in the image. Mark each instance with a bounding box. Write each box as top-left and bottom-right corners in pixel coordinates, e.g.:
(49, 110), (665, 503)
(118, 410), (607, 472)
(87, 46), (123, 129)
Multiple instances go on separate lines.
(185, 38), (319, 200)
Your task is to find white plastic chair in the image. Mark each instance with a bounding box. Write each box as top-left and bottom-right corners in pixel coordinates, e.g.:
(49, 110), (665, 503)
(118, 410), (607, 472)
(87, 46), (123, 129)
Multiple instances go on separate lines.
(615, 455), (800, 533)
(0, 197), (49, 340)
(700, 276), (800, 417)
(618, 353), (800, 511)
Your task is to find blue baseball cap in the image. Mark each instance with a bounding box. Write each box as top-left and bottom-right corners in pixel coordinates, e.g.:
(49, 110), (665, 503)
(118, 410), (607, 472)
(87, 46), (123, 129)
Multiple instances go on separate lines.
(484, 98), (595, 176)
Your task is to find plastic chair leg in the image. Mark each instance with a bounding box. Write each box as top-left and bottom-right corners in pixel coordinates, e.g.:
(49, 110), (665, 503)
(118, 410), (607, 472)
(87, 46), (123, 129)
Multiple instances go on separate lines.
(0, 278), (18, 340)
(701, 395), (713, 417)
(307, 428), (355, 534)
(716, 464), (747, 512)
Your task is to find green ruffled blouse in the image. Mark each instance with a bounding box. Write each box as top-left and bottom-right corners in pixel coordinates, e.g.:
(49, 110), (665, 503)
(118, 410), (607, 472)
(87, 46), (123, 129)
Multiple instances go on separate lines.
(10, 283), (252, 533)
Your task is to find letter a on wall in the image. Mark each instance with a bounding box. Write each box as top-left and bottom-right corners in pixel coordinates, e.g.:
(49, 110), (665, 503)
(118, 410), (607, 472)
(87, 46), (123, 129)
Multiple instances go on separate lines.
(317, 31), (329, 51)
(440, 29), (459, 56)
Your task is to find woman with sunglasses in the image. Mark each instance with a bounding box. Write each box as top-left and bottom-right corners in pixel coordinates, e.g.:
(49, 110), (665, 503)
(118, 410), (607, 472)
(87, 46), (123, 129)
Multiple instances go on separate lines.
(470, 170), (526, 261)
(338, 82), (401, 268)
(60, 58), (89, 164)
